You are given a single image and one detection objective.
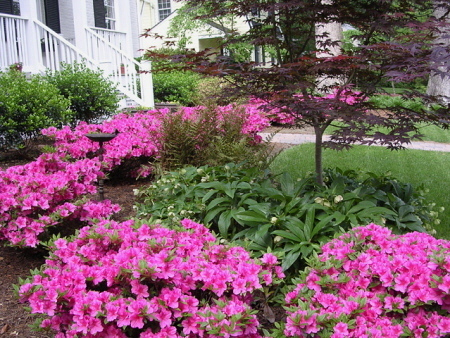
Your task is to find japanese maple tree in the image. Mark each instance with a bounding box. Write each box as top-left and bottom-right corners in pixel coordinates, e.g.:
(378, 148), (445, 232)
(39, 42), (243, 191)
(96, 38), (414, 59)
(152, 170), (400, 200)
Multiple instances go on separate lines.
(145, 0), (450, 184)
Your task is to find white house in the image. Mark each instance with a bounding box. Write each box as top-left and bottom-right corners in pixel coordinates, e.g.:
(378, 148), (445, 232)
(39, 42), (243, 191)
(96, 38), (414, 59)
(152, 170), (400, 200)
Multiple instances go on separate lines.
(138, 0), (270, 64)
(0, 0), (154, 108)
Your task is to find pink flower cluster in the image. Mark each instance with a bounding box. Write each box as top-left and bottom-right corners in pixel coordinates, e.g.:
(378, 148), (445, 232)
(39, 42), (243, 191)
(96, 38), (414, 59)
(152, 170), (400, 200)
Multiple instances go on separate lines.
(248, 89), (364, 126)
(19, 218), (284, 337)
(0, 152), (119, 247)
(284, 224), (450, 338)
(42, 110), (163, 175)
(1, 105), (273, 248)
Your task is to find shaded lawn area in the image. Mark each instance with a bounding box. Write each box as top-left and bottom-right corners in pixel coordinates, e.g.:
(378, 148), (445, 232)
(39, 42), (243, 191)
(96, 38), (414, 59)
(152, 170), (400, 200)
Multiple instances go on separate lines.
(271, 144), (450, 239)
(325, 123), (450, 144)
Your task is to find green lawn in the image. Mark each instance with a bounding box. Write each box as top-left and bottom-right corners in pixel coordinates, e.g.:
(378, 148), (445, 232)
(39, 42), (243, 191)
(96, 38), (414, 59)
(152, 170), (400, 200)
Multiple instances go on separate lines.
(270, 144), (450, 239)
(324, 123), (450, 143)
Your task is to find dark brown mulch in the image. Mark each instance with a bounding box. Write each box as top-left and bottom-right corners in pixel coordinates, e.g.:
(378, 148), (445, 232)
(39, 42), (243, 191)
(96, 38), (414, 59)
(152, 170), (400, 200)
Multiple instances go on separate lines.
(0, 141), (293, 337)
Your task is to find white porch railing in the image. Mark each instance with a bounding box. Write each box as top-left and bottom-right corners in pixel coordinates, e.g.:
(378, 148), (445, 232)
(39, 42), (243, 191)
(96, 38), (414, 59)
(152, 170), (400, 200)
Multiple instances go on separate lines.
(91, 27), (127, 51)
(34, 20), (97, 71)
(0, 14), (152, 108)
(0, 14), (28, 69)
(85, 27), (143, 106)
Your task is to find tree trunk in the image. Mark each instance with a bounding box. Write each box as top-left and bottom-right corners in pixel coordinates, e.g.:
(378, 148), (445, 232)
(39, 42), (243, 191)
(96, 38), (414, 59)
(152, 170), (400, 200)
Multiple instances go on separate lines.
(314, 125), (324, 185)
(427, 1), (450, 102)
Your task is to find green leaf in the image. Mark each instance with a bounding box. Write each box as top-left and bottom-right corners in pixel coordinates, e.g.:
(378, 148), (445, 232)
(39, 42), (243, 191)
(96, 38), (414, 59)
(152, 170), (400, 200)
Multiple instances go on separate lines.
(204, 206), (228, 224)
(235, 210), (268, 225)
(284, 220), (307, 242)
(282, 250), (302, 271)
(347, 200), (376, 214)
(280, 172), (295, 195)
(198, 181), (226, 191)
(272, 229), (303, 243)
(202, 189), (218, 204)
(206, 197), (230, 211)
(310, 214), (335, 238)
(218, 210), (234, 238)
(357, 207), (396, 218)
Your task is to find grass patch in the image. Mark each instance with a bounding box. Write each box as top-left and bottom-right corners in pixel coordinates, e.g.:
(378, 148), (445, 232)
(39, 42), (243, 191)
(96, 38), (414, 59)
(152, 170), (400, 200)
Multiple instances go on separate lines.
(324, 123), (450, 143)
(270, 144), (450, 239)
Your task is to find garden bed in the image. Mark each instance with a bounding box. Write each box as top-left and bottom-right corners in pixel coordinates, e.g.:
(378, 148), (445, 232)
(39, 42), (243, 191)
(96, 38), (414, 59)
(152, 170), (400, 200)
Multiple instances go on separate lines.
(0, 139), (294, 337)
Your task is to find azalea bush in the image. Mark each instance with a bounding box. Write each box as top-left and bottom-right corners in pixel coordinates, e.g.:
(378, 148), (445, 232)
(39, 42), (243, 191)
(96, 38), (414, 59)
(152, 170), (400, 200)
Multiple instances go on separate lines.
(42, 111), (163, 178)
(18, 218), (284, 337)
(0, 152), (120, 247)
(278, 224), (450, 338)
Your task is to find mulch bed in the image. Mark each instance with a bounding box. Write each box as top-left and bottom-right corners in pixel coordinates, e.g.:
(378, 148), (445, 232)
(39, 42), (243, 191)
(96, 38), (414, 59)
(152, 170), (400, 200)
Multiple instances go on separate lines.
(0, 139), (293, 337)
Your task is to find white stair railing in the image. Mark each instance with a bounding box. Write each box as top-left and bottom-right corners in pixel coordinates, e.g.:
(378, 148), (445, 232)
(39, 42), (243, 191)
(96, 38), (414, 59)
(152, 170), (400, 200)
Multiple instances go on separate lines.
(91, 28), (127, 51)
(0, 14), (150, 108)
(34, 20), (97, 71)
(85, 27), (143, 106)
(0, 14), (28, 70)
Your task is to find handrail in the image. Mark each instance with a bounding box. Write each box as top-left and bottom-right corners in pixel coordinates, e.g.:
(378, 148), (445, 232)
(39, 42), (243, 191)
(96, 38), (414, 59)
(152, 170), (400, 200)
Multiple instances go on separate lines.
(33, 19), (97, 71)
(0, 15), (28, 70)
(85, 27), (144, 105)
(0, 14), (147, 107)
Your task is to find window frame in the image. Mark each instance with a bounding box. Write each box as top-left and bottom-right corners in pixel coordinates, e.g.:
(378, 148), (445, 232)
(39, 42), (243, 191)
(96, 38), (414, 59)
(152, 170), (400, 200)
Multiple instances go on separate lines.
(157, 0), (171, 21)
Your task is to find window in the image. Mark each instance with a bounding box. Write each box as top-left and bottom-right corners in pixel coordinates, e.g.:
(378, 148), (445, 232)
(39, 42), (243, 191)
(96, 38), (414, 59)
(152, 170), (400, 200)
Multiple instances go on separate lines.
(104, 0), (115, 30)
(12, 0), (19, 15)
(93, 0), (115, 30)
(0, 0), (20, 15)
(158, 0), (171, 21)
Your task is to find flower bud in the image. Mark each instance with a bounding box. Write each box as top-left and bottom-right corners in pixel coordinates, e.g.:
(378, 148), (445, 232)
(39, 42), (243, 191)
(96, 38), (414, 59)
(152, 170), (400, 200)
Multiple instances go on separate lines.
(334, 195), (343, 204)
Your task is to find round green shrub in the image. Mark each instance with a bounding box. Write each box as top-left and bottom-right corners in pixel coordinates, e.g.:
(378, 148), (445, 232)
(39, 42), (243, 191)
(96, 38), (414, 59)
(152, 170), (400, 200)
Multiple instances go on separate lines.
(45, 61), (120, 125)
(153, 70), (201, 106)
(0, 69), (72, 150)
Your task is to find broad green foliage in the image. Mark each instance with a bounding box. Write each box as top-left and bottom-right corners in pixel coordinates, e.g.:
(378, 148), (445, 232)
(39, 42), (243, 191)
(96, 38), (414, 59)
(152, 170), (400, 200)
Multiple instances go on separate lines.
(147, 48), (202, 106)
(45, 61), (119, 125)
(135, 164), (439, 276)
(0, 69), (72, 150)
(368, 95), (426, 112)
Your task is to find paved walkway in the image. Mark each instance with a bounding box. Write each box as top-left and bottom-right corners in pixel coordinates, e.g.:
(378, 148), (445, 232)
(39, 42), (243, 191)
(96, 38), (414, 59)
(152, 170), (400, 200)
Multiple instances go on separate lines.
(258, 132), (450, 153)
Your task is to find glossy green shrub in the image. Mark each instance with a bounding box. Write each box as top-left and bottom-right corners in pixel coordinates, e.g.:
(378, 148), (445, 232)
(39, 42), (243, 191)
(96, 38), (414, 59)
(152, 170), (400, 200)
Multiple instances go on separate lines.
(0, 69), (72, 150)
(45, 61), (119, 125)
(153, 70), (201, 106)
(135, 165), (439, 277)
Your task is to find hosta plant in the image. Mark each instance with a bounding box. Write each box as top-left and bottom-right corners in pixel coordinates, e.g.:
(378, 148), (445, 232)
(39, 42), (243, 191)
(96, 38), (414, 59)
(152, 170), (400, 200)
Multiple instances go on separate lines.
(136, 164), (439, 276)
(17, 218), (284, 337)
(277, 224), (450, 338)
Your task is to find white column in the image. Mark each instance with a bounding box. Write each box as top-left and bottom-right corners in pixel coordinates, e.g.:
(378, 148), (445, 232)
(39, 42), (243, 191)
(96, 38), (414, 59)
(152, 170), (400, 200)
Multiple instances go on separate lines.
(71, 0), (88, 53)
(20, 0), (42, 73)
(116, 0), (135, 55)
(140, 59), (155, 108)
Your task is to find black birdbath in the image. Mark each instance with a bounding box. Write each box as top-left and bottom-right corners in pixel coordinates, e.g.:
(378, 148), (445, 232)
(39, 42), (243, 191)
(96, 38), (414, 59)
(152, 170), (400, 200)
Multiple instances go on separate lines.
(85, 133), (118, 200)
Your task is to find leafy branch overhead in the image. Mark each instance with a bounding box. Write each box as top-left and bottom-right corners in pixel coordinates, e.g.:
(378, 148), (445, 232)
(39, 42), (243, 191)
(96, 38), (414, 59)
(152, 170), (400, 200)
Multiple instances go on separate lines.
(144, 0), (450, 184)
